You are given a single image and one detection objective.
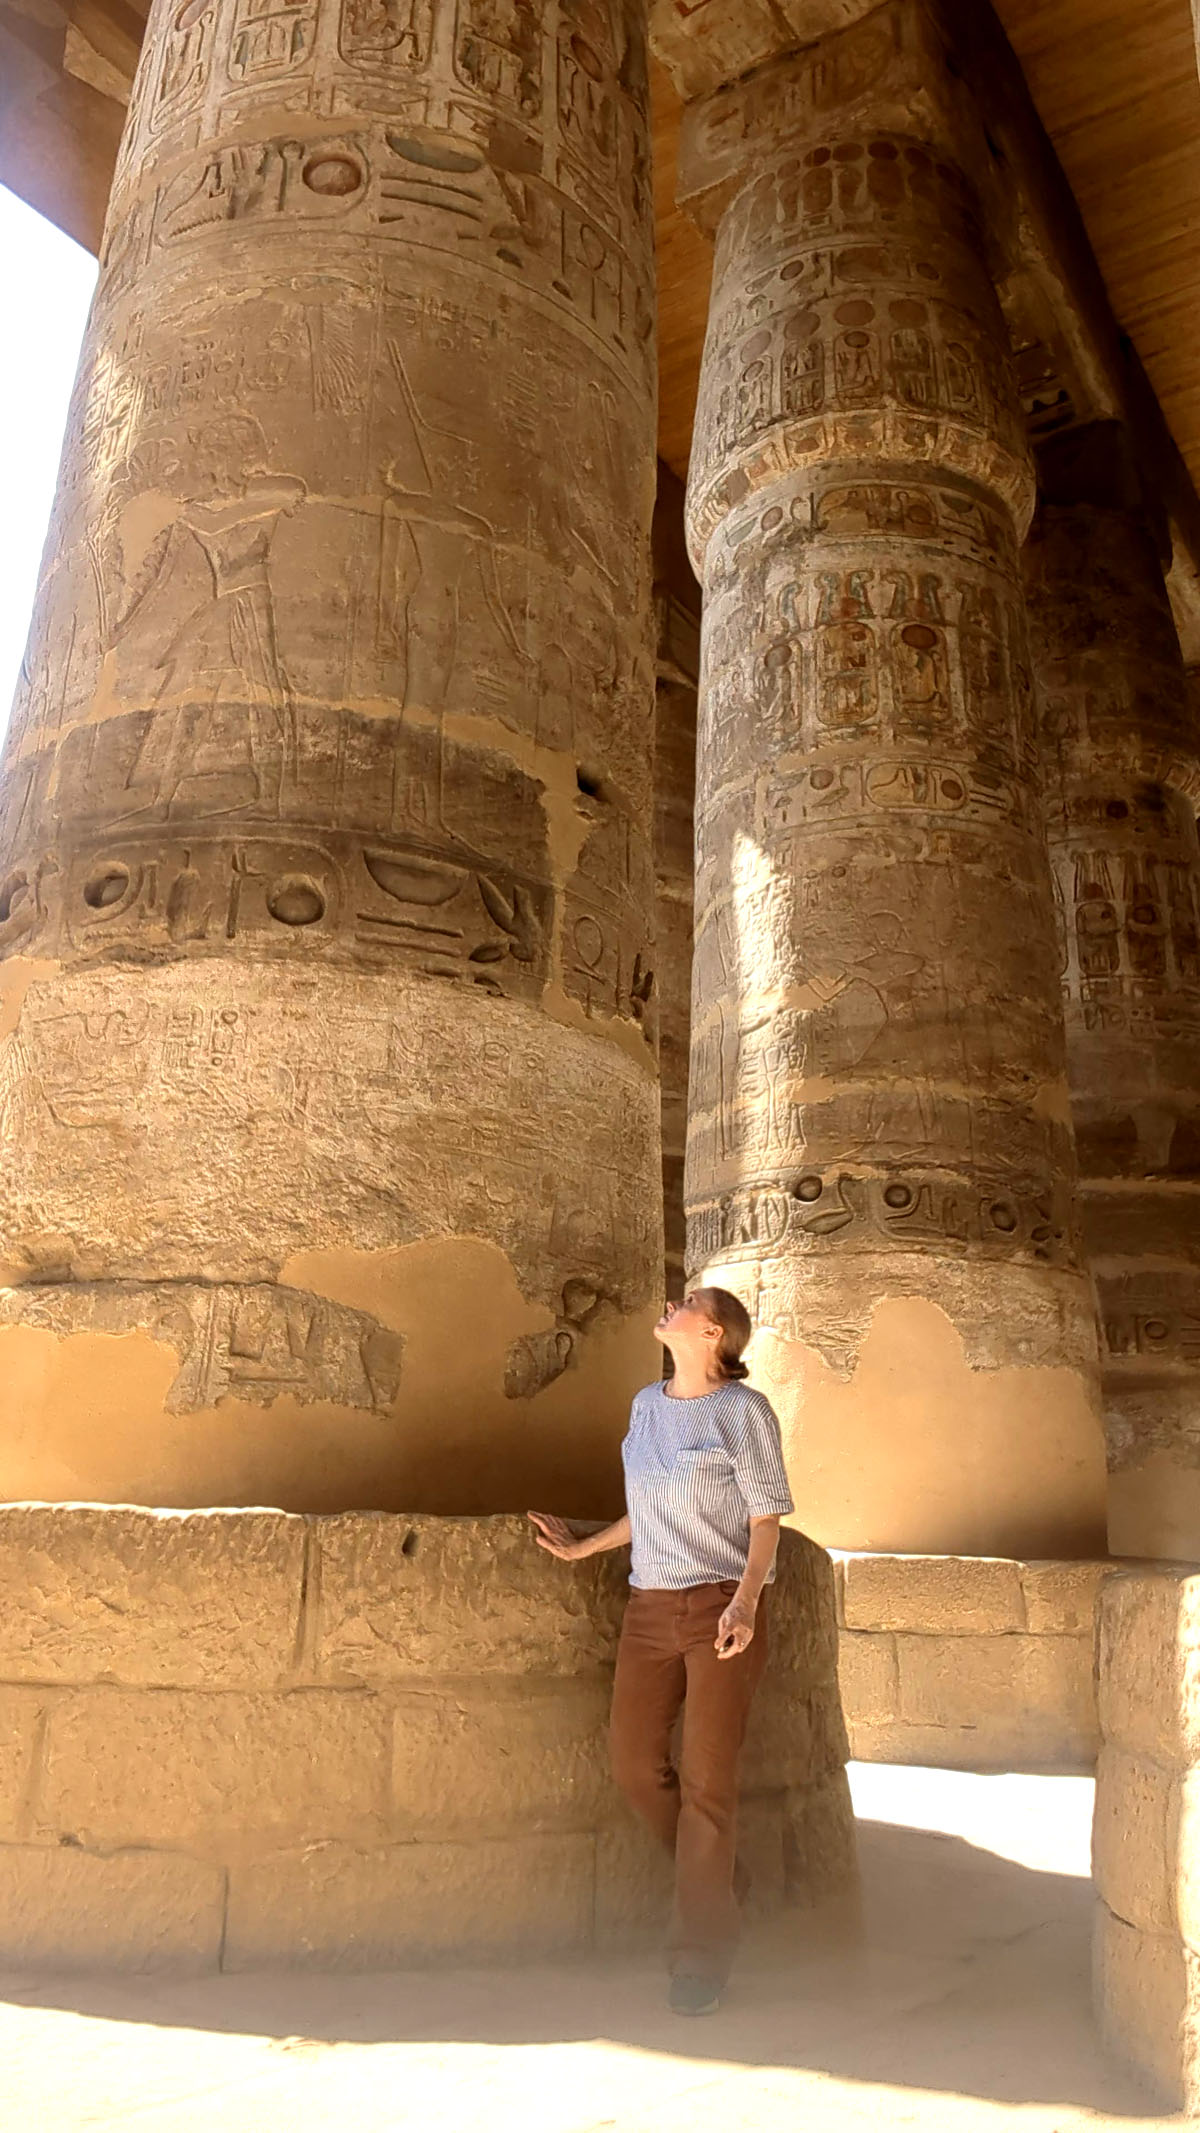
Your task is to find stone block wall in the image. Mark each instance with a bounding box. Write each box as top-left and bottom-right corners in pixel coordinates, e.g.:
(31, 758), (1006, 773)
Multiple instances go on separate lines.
(833, 1552), (1108, 1770)
(1093, 1566), (1200, 2111)
(0, 1509), (853, 1973)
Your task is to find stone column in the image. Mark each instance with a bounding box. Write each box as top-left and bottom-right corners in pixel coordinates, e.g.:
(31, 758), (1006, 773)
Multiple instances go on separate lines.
(652, 464), (699, 1299)
(1025, 425), (1200, 1560)
(0, 0), (660, 1512)
(676, 3), (1108, 1555)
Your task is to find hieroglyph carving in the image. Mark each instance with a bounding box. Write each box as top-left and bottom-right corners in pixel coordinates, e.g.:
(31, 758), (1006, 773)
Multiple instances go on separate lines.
(1026, 489), (1200, 1516)
(0, 0), (660, 1498)
(676, 4), (1106, 1552)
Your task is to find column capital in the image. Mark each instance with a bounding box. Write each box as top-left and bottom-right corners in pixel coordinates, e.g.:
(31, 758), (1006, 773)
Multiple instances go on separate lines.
(659, 0), (1001, 249)
(651, 0), (884, 106)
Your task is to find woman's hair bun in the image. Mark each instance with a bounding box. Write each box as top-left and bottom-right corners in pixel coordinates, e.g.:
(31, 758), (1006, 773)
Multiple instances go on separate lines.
(723, 1356), (750, 1381)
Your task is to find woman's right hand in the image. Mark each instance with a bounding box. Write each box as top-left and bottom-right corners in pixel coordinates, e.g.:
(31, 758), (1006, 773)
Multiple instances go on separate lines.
(527, 1511), (589, 1562)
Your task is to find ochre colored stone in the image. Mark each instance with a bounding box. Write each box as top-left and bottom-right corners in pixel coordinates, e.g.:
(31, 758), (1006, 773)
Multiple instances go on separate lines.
(782, 1769), (860, 1908)
(742, 1679), (849, 1793)
(1093, 1564), (1200, 2107)
(1097, 1568), (1200, 1767)
(652, 468), (700, 1300)
(768, 1526), (842, 1681)
(1092, 1747), (1176, 1936)
(0, 1846), (226, 1974)
(0, 1511), (855, 1967)
(1025, 427), (1200, 1563)
(1021, 1559), (1110, 1636)
(389, 1679), (614, 1835)
(736, 1792), (786, 1913)
(675, 3), (1107, 1559)
(1174, 1767), (1200, 1957)
(0, 1505), (304, 1686)
(1094, 1899), (1191, 2113)
(836, 1633), (899, 1729)
(36, 1689), (391, 1849)
(224, 1835), (597, 1970)
(895, 1633), (1098, 1756)
(841, 1554), (1024, 1635)
(833, 1554), (1112, 1769)
(0, 1689), (53, 1839)
(314, 1513), (628, 1681)
(0, 0), (662, 1513)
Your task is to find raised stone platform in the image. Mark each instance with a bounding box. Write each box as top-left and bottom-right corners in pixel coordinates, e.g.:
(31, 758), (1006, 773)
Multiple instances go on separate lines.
(833, 1553), (1109, 1770)
(0, 1509), (853, 1973)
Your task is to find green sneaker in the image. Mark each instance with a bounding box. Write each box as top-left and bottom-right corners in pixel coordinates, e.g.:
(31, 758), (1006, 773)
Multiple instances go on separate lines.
(668, 1975), (722, 2017)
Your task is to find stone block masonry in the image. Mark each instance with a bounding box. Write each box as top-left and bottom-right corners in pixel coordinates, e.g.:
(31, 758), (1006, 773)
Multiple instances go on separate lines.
(0, 1509), (854, 1973)
(0, 0), (664, 1518)
(671, 0), (1108, 1561)
(833, 1552), (1109, 1769)
(1093, 1566), (1200, 2110)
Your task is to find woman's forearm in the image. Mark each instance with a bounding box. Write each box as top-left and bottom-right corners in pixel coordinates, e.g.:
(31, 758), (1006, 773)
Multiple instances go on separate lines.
(576, 1514), (631, 1557)
(737, 1516), (781, 1605)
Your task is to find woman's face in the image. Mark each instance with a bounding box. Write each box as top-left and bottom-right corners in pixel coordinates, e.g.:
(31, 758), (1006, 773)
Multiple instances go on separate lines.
(654, 1292), (723, 1362)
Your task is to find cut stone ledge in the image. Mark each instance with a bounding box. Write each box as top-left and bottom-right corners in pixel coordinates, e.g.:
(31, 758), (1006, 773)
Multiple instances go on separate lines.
(0, 1510), (854, 1971)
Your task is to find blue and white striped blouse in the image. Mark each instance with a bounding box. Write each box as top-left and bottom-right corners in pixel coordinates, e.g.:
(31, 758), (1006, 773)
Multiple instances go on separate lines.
(621, 1378), (794, 1591)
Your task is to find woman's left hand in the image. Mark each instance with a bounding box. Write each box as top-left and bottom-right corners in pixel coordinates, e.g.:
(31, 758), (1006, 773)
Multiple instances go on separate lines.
(715, 1592), (756, 1660)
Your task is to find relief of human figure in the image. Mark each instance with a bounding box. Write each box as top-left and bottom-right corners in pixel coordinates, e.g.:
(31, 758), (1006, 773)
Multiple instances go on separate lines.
(376, 349), (527, 819)
(108, 414), (303, 821)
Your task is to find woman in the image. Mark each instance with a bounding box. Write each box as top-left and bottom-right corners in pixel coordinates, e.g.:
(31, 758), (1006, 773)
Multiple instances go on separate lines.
(529, 1286), (793, 2017)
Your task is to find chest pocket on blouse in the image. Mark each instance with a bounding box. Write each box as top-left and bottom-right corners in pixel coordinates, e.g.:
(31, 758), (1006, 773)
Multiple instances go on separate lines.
(675, 1447), (732, 1469)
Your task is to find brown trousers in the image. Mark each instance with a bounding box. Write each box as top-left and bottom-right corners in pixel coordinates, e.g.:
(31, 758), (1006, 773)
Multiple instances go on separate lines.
(609, 1580), (767, 1981)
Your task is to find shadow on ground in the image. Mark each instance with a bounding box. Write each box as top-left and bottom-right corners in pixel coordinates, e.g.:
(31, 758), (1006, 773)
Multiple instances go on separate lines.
(0, 1819), (1168, 2125)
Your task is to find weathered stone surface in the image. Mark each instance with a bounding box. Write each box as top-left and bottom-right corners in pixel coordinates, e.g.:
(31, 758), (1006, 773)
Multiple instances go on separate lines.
(0, 0), (662, 1511)
(0, 1509), (854, 1967)
(0, 1845), (225, 1973)
(742, 1680), (848, 1792)
(677, 3), (1107, 1558)
(1093, 1563), (1200, 2109)
(1025, 425), (1200, 1563)
(1175, 1766), (1200, 1956)
(315, 1514), (628, 1680)
(1097, 1568), (1200, 1767)
(37, 1690), (390, 1848)
(0, 1506), (303, 1685)
(837, 1633), (899, 1729)
(736, 1791), (786, 1915)
(783, 1769), (859, 1908)
(650, 0), (882, 104)
(224, 1835), (596, 1969)
(769, 1529), (841, 1680)
(835, 1553), (1111, 1769)
(1092, 1747), (1176, 1935)
(1021, 1559), (1110, 1636)
(841, 1554), (1024, 1635)
(653, 467), (700, 1302)
(594, 1813), (674, 1949)
(389, 1678), (613, 1835)
(895, 1633), (1098, 1756)
(0, 1690), (52, 1839)
(1094, 1899), (1191, 2113)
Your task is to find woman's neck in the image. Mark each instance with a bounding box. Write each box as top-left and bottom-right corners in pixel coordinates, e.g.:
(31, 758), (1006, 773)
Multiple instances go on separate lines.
(667, 1354), (725, 1399)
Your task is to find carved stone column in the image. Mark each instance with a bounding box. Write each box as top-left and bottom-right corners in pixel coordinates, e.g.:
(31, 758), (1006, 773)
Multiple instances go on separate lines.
(652, 465), (699, 1299)
(0, 0), (660, 1511)
(676, 3), (1108, 1554)
(1025, 425), (1200, 1560)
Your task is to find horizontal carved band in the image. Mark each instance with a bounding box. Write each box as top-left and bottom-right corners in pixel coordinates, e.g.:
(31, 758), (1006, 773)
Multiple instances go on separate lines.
(686, 1170), (1081, 1272)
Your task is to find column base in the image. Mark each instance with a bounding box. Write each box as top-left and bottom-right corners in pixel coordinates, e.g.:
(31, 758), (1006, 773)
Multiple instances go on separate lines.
(0, 1510), (855, 1972)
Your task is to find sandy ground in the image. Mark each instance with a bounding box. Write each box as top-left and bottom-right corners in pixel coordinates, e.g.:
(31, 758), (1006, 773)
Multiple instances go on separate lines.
(0, 1765), (1178, 2131)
